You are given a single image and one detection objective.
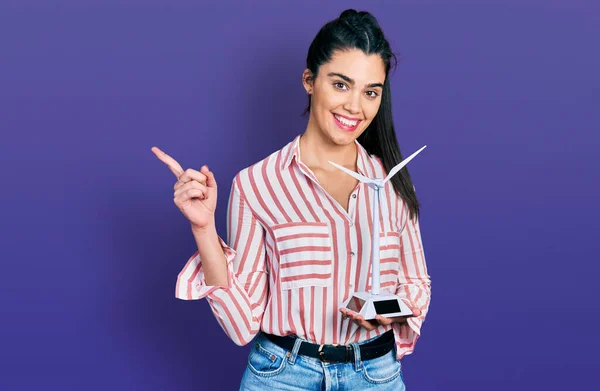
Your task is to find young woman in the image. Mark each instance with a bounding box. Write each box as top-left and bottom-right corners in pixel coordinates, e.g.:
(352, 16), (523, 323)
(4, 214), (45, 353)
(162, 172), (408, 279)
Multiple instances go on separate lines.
(152, 8), (431, 390)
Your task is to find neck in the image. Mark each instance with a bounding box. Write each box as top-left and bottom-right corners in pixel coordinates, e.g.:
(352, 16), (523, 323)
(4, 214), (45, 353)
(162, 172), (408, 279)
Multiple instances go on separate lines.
(299, 123), (358, 172)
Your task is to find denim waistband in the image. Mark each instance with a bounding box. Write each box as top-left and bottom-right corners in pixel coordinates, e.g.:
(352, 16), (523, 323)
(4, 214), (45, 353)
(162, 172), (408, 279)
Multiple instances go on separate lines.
(254, 330), (395, 370)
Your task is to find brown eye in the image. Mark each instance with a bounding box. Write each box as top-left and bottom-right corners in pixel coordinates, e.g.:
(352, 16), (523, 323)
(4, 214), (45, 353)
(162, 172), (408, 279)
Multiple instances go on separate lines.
(366, 91), (379, 99)
(333, 82), (347, 90)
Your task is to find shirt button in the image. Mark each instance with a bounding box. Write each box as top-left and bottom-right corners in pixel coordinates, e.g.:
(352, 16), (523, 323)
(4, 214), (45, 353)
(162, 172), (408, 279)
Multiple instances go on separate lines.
(352, 194), (357, 198)
(350, 251), (355, 256)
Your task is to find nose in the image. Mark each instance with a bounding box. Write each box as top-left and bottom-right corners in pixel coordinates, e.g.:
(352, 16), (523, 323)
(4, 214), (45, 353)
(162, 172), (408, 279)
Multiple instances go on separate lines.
(343, 91), (362, 115)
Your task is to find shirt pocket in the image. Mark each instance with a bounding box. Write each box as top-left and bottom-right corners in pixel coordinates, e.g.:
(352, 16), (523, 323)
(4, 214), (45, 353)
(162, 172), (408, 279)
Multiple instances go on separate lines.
(272, 221), (333, 290)
(378, 231), (401, 292)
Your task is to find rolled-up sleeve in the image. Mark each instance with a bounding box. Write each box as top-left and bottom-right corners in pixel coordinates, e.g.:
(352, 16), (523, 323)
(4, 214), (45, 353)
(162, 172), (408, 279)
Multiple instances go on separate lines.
(392, 211), (432, 359)
(175, 174), (269, 346)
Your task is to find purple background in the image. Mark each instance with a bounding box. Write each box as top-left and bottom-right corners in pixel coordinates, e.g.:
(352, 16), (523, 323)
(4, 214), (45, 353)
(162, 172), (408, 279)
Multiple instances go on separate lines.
(1, 0), (598, 390)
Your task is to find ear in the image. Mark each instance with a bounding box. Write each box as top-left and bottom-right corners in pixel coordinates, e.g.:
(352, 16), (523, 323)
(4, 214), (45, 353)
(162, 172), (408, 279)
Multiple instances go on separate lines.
(302, 69), (313, 94)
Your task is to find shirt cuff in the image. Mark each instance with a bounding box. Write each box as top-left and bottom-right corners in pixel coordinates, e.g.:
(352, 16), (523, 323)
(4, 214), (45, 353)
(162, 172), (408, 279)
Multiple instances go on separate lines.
(175, 236), (237, 300)
(391, 296), (425, 360)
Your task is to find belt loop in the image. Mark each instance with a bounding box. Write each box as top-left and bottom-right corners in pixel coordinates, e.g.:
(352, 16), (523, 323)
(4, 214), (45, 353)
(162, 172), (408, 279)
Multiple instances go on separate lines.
(288, 336), (304, 365)
(349, 342), (362, 372)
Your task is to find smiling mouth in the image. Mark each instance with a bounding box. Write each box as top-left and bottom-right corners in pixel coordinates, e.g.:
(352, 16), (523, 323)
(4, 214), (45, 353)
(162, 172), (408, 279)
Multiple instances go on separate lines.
(333, 113), (361, 131)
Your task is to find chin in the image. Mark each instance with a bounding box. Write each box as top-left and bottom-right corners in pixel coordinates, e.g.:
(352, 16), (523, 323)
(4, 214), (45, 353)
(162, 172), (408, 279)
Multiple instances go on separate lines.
(328, 131), (359, 146)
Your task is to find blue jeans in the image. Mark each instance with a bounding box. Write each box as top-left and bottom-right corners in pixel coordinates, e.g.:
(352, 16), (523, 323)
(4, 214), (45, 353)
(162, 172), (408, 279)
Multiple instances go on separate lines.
(239, 331), (406, 390)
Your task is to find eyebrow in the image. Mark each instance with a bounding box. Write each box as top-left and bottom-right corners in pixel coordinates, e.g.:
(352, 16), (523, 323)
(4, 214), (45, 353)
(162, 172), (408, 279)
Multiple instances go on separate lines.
(327, 72), (384, 88)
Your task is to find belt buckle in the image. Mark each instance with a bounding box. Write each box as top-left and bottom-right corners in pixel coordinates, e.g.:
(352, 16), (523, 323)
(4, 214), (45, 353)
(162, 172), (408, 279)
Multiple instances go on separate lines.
(318, 343), (335, 362)
(318, 343), (344, 362)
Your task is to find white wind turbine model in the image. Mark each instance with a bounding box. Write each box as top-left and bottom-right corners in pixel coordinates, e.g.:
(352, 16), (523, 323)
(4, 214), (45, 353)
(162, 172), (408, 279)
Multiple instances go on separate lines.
(329, 145), (427, 320)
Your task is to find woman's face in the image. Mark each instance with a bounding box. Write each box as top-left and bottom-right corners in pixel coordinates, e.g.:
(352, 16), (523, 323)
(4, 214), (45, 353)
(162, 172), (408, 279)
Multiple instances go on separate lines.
(303, 48), (386, 147)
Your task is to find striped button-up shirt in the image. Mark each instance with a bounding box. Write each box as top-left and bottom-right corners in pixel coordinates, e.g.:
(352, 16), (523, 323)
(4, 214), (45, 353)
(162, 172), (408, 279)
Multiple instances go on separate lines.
(175, 134), (432, 360)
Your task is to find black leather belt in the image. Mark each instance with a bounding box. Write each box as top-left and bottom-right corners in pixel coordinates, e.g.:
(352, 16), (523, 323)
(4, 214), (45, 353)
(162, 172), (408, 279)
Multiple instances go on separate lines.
(263, 330), (394, 363)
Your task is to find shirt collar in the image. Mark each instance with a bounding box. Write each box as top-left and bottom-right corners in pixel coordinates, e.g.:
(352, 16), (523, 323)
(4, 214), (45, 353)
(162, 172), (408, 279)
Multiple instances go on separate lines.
(280, 134), (302, 171)
(281, 133), (370, 176)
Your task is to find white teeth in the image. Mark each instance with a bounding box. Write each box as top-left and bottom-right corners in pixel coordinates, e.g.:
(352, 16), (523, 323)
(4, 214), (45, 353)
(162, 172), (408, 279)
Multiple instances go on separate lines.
(335, 114), (358, 127)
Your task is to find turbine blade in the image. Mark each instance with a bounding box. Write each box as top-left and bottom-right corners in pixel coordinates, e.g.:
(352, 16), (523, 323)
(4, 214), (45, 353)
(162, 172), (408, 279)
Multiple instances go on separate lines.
(328, 161), (375, 184)
(383, 145), (427, 183)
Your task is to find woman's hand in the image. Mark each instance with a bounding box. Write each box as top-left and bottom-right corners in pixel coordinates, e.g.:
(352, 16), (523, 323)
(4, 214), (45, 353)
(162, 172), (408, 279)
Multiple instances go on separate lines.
(339, 301), (421, 331)
(151, 146), (218, 231)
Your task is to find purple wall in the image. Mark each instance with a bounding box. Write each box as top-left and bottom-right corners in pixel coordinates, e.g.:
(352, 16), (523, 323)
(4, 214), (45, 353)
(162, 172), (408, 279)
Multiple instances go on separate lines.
(1, 0), (598, 389)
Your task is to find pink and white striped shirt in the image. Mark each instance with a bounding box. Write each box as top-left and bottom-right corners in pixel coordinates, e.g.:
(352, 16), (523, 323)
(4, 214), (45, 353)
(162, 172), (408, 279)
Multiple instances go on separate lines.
(175, 134), (432, 360)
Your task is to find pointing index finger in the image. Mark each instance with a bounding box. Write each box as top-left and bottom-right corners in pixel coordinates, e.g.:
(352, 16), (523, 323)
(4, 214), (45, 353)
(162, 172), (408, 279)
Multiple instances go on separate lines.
(151, 146), (184, 178)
